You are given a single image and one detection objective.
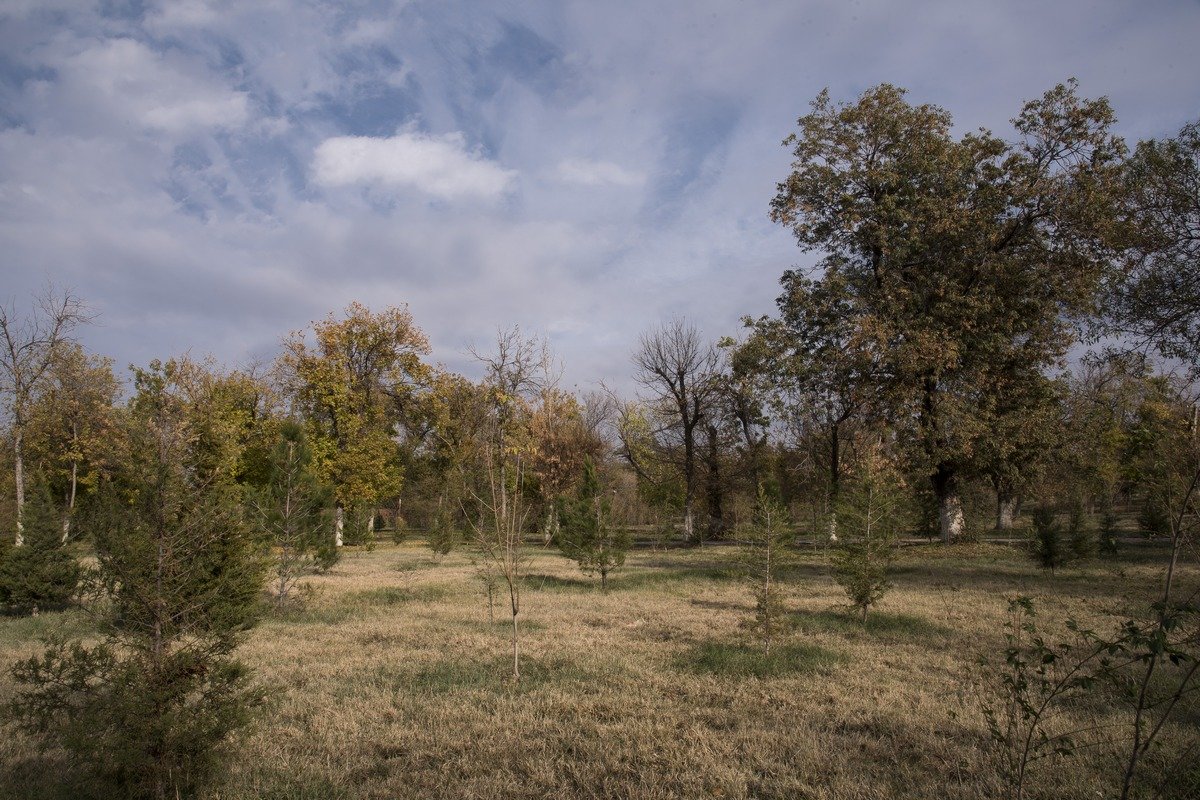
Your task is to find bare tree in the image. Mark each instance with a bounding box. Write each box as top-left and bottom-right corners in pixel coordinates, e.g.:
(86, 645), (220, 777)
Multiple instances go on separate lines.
(0, 287), (91, 545)
(631, 318), (721, 543)
(466, 327), (552, 681)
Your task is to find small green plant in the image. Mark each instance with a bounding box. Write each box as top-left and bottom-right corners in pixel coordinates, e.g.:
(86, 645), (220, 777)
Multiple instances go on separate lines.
(829, 451), (905, 622)
(1097, 508), (1120, 556)
(1066, 501), (1094, 560)
(1030, 506), (1067, 572)
(739, 486), (792, 654)
(427, 504), (460, 560)
(1137, 499), (1170, 538)
(559, 459), (630, 592)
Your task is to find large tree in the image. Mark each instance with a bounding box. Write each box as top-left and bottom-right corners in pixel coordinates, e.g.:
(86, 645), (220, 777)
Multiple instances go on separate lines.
(1107, 119), (1200, 369)
(281, 303), (431, 546)
(769, 81), (1124, 542)
(0, 288), (91, 545)
(631, 318), (721, 543)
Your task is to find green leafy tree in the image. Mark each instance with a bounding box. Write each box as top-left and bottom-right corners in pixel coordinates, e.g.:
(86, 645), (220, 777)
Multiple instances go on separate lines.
(559, 458), (630, 592)
(281, 303), (431, 547)
(0, 476), (79, 611)
(770, 82), (1123, 542)
(8, 363), (267, 800)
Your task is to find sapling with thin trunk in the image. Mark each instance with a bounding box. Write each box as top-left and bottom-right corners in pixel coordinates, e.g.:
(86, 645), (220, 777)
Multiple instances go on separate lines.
(739, 486), (792, 654)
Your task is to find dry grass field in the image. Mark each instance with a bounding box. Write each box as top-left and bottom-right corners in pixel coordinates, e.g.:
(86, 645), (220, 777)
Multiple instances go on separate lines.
(1, 538), (1196, 799)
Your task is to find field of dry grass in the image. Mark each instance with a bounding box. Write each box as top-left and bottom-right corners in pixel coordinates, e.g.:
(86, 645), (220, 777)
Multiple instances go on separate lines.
(1, 538), (1196, 799)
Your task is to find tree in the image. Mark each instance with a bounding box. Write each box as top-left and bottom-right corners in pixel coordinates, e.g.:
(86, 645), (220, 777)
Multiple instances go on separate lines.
(23, 343), (122, 541)
(0, 476), (79, 612)
(250, 422), (332, 609)
(631, 318), (721, 543)
(0, 287), (91, 545)
(739, 487), (791, 654)
(8, 364), (266, 800)
(741, 271), (880, 537)
(466, 328), (550, 681)
(770, 82), (1124, 543)
(528, 388), (604, 545)
(830, 449), (907, 621)
(281, 303), (431, 546)
(1107, 119), (1200, 368)
(1029, 506), (1067, 572)
(559, 458), (630, 591)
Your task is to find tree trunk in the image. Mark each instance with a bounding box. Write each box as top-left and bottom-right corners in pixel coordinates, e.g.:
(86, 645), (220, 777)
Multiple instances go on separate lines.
(683, 507), (695, 544)
(334, 503), (344, 547)
(13, 426), (24, 546)
(995, 492), (1017, 531)
(704, 424), (725, 540)
(510, 611), (520, 681)
(62, 452), (78, 544)
(939, 491), (966, 544)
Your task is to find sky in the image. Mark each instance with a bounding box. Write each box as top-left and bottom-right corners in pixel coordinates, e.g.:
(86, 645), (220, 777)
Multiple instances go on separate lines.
(1, 0), (1198, 393)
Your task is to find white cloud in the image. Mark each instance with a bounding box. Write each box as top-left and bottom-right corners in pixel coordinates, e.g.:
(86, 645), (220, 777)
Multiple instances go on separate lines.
(312, 131), (517, 200)
(54, 38), (249, 135)
(556, 158), (645, 188)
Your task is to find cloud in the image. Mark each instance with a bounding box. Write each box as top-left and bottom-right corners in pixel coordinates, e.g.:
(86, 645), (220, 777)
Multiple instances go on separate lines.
(556, 158), (644, 187)
(312, 131), (517, 200)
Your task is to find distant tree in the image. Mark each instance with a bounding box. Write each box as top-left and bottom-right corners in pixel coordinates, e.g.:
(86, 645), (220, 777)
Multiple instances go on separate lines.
(830, 450), (906, 621)
(739, 487), (792, 654)
(281, 303), (431, 546)
(529, 389), (604, 545)
(559, 458), (629, 592)
(771, 82), (1124, 543)
(0, 287), (91, 545)
(250, 422), (332, 609)
(631, 318), (721, 543)
(23, 343), (122, 541)
(0, 476), (79, 612)
(8, 370), (266, 800)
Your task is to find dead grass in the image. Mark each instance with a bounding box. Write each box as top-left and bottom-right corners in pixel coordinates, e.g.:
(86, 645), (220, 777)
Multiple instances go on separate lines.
(0, 539), (1195, 799)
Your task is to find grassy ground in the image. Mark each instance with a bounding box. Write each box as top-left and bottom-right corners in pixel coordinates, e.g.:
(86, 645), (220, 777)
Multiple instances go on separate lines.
(0, 539), (1196, 799)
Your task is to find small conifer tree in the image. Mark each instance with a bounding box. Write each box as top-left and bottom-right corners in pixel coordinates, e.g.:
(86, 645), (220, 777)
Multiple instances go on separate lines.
(0, 477), (80, 612)
(559, 458), (630, 592)
(427, 502), (461, 560)
(1031, 505), (1067, 572)
(740, 486), (792, 654)
(1066, 501), (1094, 560)
(251, 423), (331, 610)
(9, 404), (266, 799)
(1098, 508), (1120, 555)
(830, 451), (905, 622)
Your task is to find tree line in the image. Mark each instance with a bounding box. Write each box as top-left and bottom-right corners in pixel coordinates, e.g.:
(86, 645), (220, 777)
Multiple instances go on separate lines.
(0, 80), (1196, 798)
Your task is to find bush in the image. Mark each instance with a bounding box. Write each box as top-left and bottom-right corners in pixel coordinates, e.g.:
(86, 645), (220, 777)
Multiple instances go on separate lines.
(0, 480), (80, 612)
(1031, 506), (1067, 572)
(1066, 502), (1094, 560)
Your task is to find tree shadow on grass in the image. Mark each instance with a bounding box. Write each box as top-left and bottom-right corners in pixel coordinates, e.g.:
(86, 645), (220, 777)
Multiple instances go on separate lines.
(678, 640), (845, 679)
(374, 652), (612, 695)
(792, 608), (952, 641)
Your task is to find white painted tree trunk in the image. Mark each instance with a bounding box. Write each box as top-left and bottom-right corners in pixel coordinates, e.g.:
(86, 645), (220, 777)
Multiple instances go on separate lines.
(61, 458), (77, 544)
(13, 427), (24, 547)
(334, 504), (344, 547)
(939, 492), (966, 544)
(995, 494), (1017, 531)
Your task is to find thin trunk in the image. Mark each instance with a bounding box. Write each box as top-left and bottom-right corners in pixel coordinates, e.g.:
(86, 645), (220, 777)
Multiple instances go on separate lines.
(334, 503), (344, 547)
(62, 429), (78, 543)
(13, 425), (24, 546)
(601, 568), (608, 593)
(705, 424), (724, 540)
(510, 610), (520, 681)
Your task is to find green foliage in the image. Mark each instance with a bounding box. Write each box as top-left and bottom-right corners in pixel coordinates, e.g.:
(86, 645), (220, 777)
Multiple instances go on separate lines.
(1030, 506), (1067, 572)
(1097, 509), (1121, 556)
(1137, 500), (1171, 538)
(7, 382), (267, 799)
(558, 459), (630, 591)
(829, 454), (904, 621)
(251, 422), (332, 609)
(739, 487), (792, 654)
(1065, 502), (1094, 560)
(426, 502), (460, 558)
(0, 479), (79, 612)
